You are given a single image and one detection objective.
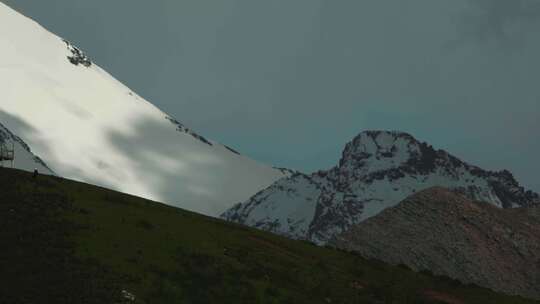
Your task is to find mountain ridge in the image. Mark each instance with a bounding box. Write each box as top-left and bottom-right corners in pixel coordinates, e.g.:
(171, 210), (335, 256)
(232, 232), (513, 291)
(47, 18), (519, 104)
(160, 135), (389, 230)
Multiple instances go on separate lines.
(222, 130), (539, 244)
(0, 2), (288, 216)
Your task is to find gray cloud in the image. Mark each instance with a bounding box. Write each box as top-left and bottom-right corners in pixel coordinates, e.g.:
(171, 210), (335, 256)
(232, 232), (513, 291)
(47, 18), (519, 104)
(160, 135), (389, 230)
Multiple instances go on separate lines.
(1, 0), (539, 192)
(452, 0), (540, 46)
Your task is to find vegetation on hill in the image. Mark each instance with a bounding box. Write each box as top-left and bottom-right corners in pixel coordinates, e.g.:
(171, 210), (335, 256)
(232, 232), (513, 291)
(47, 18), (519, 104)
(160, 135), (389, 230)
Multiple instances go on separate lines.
(0, 168), (536, 304)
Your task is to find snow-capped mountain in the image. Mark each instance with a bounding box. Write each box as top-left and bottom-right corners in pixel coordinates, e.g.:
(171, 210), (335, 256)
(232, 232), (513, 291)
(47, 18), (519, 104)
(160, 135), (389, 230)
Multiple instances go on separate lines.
(0, 3), (288, 216)
(222, 131), (540, 244)
(0, 122), (53, 174)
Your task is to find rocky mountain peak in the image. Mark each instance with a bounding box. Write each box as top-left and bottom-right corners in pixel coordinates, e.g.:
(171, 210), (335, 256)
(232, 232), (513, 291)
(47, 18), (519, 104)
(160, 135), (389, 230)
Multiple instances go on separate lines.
(336, 131), (532, 192)
(336, 130), (463, 186)
(345, 130), (418, 151)
(338, 130), (422, 174)
(223, 130), (539, 244)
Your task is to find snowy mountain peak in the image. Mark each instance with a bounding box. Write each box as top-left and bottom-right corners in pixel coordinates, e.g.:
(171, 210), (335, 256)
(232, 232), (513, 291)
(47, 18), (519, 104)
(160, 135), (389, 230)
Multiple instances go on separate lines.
(222, 130), (539, 244)
(343, 130), (418, 156)
(339, 130), (423, 175)
(0, 2), (288, 216)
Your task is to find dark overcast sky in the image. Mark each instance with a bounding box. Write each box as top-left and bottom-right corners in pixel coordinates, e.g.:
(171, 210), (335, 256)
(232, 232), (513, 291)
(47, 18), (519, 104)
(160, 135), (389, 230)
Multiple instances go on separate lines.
(2, 0), (539, 192)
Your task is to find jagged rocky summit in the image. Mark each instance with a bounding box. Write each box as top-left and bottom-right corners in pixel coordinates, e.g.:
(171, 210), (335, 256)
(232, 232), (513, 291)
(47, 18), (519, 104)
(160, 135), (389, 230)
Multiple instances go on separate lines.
(222, 130), (540, 244)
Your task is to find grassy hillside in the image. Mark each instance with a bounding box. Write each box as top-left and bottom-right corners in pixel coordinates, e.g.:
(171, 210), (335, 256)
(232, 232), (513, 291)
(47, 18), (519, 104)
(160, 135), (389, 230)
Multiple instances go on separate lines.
(0, 167), (536, 304)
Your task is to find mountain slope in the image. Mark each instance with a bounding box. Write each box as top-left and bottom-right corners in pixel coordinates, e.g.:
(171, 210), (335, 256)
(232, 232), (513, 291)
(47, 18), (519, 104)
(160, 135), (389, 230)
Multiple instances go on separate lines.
(222, 131), (539, 244)
(0, 122), (53, 174)
(0, 2), (287, 216)
(331, 187), (540, 300)
(1, 167), (536, 304)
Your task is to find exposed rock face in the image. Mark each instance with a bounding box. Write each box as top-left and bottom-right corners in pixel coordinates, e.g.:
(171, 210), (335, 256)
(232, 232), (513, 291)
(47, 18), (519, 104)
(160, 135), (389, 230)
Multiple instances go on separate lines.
(331, 187), (540, 300)
(165, 115), (213, 146)
(63, 39), (92, 67)
(222, 131), (540, 244)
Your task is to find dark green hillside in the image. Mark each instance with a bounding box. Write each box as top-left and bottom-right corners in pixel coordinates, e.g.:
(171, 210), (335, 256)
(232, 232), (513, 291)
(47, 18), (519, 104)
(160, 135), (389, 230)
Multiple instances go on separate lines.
(0, 167), (536, 304)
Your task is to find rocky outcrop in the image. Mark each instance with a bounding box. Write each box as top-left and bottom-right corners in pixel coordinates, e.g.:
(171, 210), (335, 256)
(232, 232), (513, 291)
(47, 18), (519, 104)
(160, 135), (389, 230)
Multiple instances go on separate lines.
(63, 39), (92, 67)
(331, 187), (540, 300)
(165, 115), (213, 146)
